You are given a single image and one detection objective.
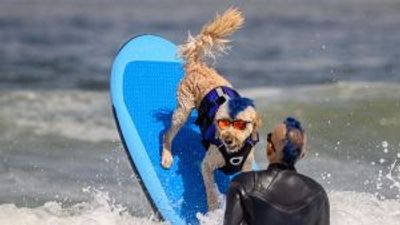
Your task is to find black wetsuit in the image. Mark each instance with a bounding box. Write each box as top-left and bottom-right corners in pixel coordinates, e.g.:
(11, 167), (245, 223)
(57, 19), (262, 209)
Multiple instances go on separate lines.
(223, 163), (330, 225)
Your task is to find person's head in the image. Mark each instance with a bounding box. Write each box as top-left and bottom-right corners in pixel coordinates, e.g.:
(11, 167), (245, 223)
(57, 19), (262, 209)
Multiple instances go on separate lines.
(266, 117), (306, 166)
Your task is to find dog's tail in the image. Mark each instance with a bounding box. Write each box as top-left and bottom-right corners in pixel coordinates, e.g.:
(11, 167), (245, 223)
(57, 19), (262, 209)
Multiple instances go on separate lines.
(179, 7), (244, 64)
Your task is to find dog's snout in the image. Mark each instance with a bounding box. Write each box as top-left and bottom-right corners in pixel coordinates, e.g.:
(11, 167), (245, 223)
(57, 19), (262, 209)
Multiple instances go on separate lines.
(223, 135), (234, 146)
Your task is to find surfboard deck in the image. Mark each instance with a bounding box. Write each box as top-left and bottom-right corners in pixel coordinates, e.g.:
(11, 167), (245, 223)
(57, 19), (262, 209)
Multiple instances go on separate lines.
(110, 35), (231, 225)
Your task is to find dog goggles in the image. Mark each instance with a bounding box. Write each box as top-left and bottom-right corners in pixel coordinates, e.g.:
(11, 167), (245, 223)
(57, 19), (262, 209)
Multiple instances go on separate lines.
(217, 119), (251, 130)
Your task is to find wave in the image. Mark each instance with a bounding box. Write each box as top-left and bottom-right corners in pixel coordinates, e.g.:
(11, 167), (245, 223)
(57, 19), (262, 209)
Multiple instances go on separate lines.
(1, 81), (399, 142)
(1, 189), (399, 225)
(239, 81), (400, 102)
(0, 189), (164, 225)
(0, 90), (118, 142)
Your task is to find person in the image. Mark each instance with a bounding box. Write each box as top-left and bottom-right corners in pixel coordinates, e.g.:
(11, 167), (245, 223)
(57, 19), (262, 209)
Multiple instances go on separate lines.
(223, 117), (330, 225)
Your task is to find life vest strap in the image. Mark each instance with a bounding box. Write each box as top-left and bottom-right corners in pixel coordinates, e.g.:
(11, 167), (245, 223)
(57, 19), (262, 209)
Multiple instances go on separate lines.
(217, 136), (258, 175)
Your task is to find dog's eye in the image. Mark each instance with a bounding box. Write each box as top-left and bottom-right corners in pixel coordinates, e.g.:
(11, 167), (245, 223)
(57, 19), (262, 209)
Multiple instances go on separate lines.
(233, 120), (249, 130)
(217, 119), (231, 129)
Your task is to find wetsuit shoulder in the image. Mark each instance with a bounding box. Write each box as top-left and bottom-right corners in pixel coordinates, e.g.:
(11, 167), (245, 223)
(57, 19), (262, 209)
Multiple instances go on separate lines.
(253, 170), (328, 213)
(295, 172), (329, 197)
(232, 171), (256, 184)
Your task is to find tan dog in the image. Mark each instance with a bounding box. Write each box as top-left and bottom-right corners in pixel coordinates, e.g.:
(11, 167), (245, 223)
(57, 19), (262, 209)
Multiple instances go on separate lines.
(161, 8), (261, 211)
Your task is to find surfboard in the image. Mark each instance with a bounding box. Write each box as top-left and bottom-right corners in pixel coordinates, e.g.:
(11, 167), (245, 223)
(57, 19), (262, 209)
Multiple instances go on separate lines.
(110, 35), (232, 225)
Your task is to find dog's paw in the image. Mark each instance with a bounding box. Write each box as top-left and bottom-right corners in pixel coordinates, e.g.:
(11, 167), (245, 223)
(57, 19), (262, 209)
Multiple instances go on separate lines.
(161, 150), (173, 169)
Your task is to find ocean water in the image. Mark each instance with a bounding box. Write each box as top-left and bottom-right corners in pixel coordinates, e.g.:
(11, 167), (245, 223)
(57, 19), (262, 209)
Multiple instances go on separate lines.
(1, 0), (400, 224)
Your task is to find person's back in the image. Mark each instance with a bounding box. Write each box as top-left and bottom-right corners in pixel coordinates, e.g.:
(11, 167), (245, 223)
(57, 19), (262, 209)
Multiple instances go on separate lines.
(224, 164), (329, 225)
(223, 117), (330, 225)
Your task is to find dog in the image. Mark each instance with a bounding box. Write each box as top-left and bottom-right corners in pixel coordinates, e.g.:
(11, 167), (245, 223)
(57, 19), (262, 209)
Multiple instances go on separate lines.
(161, 8), (261, 211)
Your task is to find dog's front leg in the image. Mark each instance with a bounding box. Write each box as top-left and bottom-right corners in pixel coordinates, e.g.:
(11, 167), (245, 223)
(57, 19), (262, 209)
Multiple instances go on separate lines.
(201, 147), (225, 211)
(161, 101), (193, 169)
(241, 148), (254, 172)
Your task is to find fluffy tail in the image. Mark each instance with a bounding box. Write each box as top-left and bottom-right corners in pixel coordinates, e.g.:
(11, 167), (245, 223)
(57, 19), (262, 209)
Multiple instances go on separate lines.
(179, 7), (244, 64)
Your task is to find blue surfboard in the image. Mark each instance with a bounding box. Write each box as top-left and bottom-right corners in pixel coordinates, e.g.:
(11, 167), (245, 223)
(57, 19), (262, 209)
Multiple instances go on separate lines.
(110, 35), (232, 225)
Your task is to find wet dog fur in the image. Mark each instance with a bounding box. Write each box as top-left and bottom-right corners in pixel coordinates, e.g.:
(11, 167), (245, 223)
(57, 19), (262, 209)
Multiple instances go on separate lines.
(160, 8), (262, 211)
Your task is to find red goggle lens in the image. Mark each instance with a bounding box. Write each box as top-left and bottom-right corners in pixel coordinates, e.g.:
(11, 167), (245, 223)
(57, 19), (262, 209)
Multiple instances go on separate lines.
(217, 119), (249, 130)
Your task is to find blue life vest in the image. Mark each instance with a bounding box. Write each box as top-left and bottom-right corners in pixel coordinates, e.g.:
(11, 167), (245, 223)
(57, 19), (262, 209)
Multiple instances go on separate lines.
(195, 86), (259, 175)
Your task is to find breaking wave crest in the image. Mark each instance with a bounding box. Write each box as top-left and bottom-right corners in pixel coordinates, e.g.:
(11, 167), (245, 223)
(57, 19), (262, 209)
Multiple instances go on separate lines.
(0, 189), (399, 225)
(0, 189), (165, 225)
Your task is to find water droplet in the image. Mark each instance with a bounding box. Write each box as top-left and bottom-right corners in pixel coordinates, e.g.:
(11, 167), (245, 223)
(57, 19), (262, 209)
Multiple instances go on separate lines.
(382, 141), (388, 148)
(379, 158), (386, 164)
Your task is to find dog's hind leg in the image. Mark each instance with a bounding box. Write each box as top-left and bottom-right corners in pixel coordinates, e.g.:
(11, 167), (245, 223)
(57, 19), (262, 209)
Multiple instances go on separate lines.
(201, 147), (225, 211)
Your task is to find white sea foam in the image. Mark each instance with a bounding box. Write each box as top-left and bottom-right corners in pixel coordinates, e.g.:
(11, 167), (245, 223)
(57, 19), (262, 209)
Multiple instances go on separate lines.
(0, 189), (165, 225)
(1, 190), (398, 225)
(329, 191), (400, 225)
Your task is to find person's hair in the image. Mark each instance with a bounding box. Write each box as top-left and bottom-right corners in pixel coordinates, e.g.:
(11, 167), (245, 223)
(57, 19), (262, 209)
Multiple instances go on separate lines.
(282, 117), (305, 166)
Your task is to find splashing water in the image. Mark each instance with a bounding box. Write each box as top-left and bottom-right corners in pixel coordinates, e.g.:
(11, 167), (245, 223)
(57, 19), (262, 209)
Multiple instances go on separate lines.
(386, 160), (400, 197)
(0, 190), (398, 225)
(0, 189), (165, 225)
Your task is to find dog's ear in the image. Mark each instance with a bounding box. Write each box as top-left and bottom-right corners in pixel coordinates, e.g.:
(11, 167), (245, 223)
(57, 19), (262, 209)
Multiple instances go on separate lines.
(251, 113), (262, 141)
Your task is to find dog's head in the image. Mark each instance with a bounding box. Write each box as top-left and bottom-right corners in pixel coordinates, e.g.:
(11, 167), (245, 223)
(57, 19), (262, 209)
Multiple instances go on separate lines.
(214, 97), (261, 152)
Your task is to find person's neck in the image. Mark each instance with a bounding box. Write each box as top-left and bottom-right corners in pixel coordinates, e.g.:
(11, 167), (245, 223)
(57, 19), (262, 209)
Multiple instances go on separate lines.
(268, 162), (296, 171)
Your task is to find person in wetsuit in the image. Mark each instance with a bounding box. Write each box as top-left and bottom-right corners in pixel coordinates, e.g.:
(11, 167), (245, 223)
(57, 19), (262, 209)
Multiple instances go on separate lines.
(223, 117), (330, 225)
